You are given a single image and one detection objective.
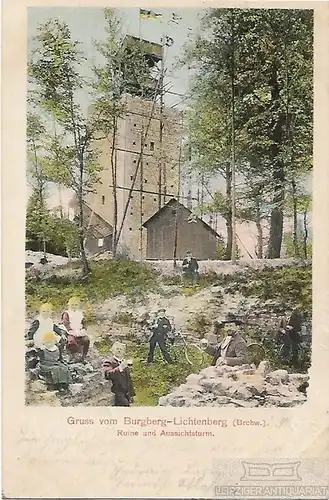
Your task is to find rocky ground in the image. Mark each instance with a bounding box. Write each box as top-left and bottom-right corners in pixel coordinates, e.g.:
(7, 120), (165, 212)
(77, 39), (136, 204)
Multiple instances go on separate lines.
(25, 252), (311, 407)
(25, 347), (114, 407)
(158, 361), (309, 408)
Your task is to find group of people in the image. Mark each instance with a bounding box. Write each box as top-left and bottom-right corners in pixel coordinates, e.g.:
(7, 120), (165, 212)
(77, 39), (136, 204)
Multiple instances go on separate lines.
(25, 297), (91, 392)
(25, 290), (305, 405)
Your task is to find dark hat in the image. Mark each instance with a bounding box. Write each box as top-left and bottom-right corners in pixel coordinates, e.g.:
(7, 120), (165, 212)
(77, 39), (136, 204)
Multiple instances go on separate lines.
(221, 313), (243, 325)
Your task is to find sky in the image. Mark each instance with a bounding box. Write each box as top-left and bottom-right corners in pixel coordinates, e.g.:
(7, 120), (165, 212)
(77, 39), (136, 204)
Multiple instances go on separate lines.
(28, 7), (204, 111)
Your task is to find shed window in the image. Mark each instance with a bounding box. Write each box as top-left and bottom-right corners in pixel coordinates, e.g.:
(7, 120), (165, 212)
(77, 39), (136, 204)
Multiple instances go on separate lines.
(101, 195), (105, 205)
(150, 141), (155, 151)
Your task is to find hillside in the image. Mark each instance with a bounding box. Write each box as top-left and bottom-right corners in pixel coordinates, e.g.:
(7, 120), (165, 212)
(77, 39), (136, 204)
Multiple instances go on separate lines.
(25, 255), (312, 407)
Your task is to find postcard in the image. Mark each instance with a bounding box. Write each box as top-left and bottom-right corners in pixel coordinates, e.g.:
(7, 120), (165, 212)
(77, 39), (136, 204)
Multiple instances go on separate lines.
(2, 0), (329, 498)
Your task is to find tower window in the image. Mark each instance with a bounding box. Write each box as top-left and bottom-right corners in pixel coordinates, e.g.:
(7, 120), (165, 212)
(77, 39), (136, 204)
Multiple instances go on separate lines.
(144, 179), (148, 183)
(129, 228), (132, 231)
(142, 196), (145, 200)
(153, 197), (157, 201)
(133, 160), (137, 164)
(133, 141), (136, 146)
(133, 123), (137, 127)
(101, 195), (105, 204)
(130, 212), (133, 215)
(144, 143), (148, 148)
(130, 175), (133, 181)
(150, 141), (155, 151)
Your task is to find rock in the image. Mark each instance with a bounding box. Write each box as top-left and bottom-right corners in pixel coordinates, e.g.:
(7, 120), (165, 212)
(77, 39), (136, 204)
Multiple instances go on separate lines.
(30, 380), (47, 393)
(289, 373), (309, 392)
(230, 386), (253, 400)
(69, 384), (84, 396)
(257, 360), (272, 376)
(265, 369), (289, 385)
(229, 398), (260, 408)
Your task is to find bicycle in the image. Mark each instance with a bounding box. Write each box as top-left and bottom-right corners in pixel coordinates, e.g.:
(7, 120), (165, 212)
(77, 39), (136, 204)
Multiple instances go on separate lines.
(247, 328), (312, 368)
(168, 329), (209, 368)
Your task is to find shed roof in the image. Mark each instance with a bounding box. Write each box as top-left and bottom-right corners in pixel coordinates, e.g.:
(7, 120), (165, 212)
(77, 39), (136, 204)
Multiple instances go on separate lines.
(142, 198), (221, 238)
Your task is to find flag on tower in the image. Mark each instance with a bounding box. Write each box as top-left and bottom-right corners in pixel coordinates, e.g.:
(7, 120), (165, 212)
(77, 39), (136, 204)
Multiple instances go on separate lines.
(139, 9), (162, 20)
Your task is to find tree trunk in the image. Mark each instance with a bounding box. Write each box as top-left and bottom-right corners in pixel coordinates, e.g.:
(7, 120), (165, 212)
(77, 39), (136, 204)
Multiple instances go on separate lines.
(255, 200), (263, 259)
(291, 178), (299, 258)
(267, 65), (285, 259)
(303, 207), (308, 259)
(78, 185), (90, 277)
(109, 117), (118, 257)
(225, 163), (233, 260)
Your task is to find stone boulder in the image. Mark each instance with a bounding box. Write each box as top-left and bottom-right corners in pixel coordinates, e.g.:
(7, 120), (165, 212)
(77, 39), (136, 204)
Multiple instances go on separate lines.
(158, 364), (308, 408)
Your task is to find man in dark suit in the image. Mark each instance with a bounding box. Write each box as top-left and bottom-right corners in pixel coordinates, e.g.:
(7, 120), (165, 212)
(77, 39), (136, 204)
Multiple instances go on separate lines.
(182, 251), (199, 284)
(146, 309), (174, 364)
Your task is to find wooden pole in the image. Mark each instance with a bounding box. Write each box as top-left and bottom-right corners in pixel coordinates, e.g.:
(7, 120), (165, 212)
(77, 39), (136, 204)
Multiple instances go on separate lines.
(230, 12), (237, 265)
(158, 35), (165, 210)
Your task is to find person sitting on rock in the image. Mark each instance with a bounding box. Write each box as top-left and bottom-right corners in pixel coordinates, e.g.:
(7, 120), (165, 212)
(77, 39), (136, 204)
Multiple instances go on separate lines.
(38, 331), (72, 392)
(103, 342), (135, 407)
(145, 308), (174, 364)
(26, 303), (67, 350)
(203, 317), (248, 367)
(182, 251), (199, 285)
(60, 296), (90, 363)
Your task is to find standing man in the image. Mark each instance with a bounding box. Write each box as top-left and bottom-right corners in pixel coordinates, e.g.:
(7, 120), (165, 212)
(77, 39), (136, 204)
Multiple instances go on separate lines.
(182, 251), (199, 285)
(146, 309), (174, 364)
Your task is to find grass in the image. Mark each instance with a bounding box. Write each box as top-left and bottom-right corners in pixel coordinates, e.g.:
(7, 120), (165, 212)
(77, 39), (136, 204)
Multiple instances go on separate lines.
(26, 260), (159, 316)
(94, 337), (212, 406)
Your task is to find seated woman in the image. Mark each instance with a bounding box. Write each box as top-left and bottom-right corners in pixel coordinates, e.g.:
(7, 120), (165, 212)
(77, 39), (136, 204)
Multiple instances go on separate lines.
(60, 296), (90, 363)
(38, 331), (72, 392)
(103, 342), (135, 407)
(26, 303), (67, 350)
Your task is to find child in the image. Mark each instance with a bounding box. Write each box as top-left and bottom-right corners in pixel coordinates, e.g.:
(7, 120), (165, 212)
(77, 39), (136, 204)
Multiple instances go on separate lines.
(61, 296), (90, 363)
(26, 303), (67, 349)
(103, 342), (135, 407)
(38, 331), (72, 392)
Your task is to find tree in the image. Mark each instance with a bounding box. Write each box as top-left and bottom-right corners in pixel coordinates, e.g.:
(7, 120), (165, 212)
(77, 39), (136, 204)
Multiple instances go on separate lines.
(29, 19), (103, 275)
(183, 8), (313, 259)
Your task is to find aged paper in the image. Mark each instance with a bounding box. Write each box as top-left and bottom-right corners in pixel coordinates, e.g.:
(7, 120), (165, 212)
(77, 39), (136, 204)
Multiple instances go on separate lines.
(2, 0), (329, 498)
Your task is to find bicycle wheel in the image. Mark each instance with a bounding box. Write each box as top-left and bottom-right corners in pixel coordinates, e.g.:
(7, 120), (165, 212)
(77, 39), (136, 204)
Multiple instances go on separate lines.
(184, 344), (206, 368)
(248, 343), (266, 365)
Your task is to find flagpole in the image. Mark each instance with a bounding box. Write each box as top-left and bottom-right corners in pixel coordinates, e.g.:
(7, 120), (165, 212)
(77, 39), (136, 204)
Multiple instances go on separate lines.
(138, 8), (141, 39)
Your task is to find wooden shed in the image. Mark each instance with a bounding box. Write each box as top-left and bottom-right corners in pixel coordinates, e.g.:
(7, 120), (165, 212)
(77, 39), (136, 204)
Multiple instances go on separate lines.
(71, 201), (113, 255)
(142, 198), (221, 260)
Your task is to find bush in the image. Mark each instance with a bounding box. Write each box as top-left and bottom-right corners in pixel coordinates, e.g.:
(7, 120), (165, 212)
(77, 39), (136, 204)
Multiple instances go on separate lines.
(26, 259), (159, 316)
